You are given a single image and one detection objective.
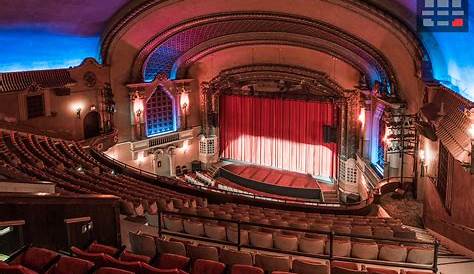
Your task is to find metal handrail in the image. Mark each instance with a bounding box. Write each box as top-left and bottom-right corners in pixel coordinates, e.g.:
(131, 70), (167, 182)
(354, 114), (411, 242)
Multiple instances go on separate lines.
(158, 210), (439, 273)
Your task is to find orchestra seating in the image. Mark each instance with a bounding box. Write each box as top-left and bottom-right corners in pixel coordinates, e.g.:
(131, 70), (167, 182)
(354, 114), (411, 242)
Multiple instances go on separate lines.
(0, 128), (435, 271)
(0, 243), (434, 274)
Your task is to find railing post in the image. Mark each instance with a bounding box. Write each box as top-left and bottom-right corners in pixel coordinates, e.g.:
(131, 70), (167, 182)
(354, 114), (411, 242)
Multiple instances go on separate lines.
(433, 240), (440, 273)
(329, 231), (335, 261)
(158, 211), (163, 238)
(237, 221), (241, 251)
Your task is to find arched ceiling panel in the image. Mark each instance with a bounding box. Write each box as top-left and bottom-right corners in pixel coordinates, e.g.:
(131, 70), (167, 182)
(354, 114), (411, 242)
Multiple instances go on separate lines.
(138, 13), (395, 93)
(171, 32), (378, 82)
(186, 44), (360, 90)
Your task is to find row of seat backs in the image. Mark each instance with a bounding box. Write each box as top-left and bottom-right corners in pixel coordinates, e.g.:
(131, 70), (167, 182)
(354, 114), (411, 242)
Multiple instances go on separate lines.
(135, 236), (431, 274)
(145, 222), (433, 266)
(0, 246), (122, 274)
(159, 215), (415, 241)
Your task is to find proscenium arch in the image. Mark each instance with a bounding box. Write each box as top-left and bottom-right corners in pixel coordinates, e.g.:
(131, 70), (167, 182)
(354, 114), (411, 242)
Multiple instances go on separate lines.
(206, 64), (347, 99)
(103, 0), (432, 141)
(135, 12), (399, 93)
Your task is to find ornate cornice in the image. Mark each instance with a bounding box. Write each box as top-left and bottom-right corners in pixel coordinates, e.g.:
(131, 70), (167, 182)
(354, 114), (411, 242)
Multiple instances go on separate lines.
(205, 64), (347, 100)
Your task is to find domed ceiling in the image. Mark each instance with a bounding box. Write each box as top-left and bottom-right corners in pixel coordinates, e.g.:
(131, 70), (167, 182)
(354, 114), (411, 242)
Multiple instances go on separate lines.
(0, 0), (472, 100)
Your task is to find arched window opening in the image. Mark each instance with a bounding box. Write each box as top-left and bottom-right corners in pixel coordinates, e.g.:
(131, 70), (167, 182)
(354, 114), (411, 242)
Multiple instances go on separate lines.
(145, 86), (177, 137)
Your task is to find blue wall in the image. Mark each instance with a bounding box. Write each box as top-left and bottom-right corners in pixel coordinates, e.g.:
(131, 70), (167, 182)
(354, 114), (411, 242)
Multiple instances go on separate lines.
(0, 27), (99, 72)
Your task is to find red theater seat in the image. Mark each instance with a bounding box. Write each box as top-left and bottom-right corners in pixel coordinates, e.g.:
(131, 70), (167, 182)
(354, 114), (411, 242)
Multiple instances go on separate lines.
(188, 245), (219, 262)
(219, 249), (253, 266)
(331, 261), (364, 274)
(400, 271), (433, 274)
(331, 261), (358, 270)
(0, 261), (38, 274)
(254, 254), (290, 273)
(191, 259), (225, 274)
(156, 253), (190, 270)
(10, 247), (60, 273)
(366, 267), (398, 274)
(71, 246), (110, 268)
(87, 242), (119, 256)
(119, 250), (151, 263)
(104, 257), (141, 273)
(94, 267), (134, 274)
(45, 256), (94, 274)
(156, 238), (187, 257)
(292, 259), (329, 274)
(140, 263), (187, 274)
(230, 264), (264, 274)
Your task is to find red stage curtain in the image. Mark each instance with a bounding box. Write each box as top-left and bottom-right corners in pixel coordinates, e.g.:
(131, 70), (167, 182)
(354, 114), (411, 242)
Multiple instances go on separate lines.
(219, 95), (337, 178)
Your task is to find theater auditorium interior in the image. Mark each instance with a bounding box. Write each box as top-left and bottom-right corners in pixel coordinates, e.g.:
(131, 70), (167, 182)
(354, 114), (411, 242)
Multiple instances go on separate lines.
(1, 0), (474, 274)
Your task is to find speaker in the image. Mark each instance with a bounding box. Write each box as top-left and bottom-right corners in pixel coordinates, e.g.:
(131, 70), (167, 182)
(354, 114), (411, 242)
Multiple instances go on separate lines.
(323, 125), (337, 143)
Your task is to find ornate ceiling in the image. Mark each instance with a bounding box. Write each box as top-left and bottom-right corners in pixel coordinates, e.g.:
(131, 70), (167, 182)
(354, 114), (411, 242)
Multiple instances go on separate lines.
(0, 0), (472, 100)
(137, 13), (395, 90)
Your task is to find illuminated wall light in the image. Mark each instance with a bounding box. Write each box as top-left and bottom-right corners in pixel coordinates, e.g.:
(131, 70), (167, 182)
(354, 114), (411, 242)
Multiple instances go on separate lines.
(180, 92), (190, 110)
(71, 102), (84, 119)
(382, 127), (391, 145)
(419, 149), (426, 162)
(133, 98), (144, 114)
(419, 145), (433, 177)
(180, 91), (190, 129)
(181, 140), (189, 153)
(136, 153), (145, 164)
(358, 108), (366, 126)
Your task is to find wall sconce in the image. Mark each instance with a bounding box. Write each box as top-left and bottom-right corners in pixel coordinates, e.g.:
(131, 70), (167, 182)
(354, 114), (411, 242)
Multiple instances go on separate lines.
(133, 98), (144, 120)
(76, 107), (82, 119)
(382, 127), (389, 143)
(135, 108), (142, 118)
(180, 91), (190, 129)
(181, 140), (189, 153)
(71, 103), (84, 119)
(419, 149), (426, 177)
(136, 152), (145, 166)
(358, 107), (365, 126)
(467, 123), (474, 174)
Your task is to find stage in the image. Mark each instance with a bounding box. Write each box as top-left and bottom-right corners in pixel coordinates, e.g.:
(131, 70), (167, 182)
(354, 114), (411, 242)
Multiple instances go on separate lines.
(218, 163), (323, 200)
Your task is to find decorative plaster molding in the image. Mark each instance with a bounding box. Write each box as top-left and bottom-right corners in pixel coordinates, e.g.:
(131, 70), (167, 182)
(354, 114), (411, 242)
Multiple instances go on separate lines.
(101, 0), (427, 71)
